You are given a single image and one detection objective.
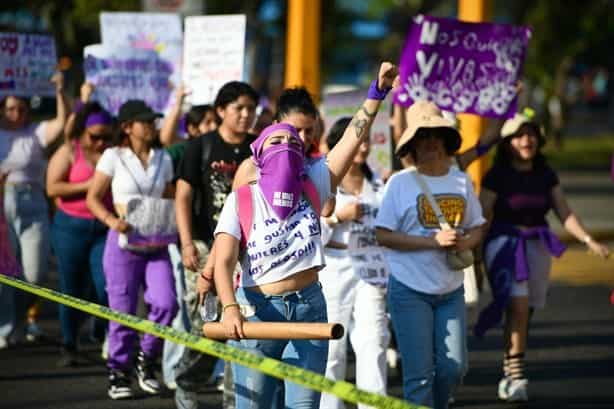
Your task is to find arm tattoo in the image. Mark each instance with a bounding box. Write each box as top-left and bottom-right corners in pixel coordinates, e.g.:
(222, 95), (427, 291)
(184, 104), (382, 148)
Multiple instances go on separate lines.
(360, 105), (377, 118)
(351, 117), (368, 140)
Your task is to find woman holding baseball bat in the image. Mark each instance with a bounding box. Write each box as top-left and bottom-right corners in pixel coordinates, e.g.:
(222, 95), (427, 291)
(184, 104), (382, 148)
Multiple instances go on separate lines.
(213, 62), (398, 409)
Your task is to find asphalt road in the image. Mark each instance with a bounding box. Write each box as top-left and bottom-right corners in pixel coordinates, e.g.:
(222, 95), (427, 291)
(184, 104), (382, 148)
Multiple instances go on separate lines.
(1, 244), (613, 409)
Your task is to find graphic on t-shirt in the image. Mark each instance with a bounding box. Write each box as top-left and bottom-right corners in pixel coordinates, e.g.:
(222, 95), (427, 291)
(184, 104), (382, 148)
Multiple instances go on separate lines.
(417, 193), (466, 229)
(209, 160), (239, 223)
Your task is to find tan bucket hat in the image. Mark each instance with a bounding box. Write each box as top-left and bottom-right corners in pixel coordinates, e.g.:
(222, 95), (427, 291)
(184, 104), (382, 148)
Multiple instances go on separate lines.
(395, 100), (460, 154)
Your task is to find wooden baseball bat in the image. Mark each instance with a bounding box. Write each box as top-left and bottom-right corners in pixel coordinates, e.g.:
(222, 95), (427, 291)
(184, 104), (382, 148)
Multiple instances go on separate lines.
(202, 322), (344, 341)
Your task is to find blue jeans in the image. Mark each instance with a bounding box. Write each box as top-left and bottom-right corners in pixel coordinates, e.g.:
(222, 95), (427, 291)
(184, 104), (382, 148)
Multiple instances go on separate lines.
(0, 184), (50, 338)
(231, 281), (329, 409)
(162, 243), (191, 386)
(51, 209), (108, 349)
(387, 276), (467, 409)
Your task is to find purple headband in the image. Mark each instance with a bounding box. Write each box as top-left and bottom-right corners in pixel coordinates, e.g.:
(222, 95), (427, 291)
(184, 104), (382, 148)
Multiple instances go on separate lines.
(85, 110), (114, 128)
(250, 123), (303, 161)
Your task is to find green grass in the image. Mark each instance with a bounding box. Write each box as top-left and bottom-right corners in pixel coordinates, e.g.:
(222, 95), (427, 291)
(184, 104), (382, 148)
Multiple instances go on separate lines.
(543, 134), (614, 171)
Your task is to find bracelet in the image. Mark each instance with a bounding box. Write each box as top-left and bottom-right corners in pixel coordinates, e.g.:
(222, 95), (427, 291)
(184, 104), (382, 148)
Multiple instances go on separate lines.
(200, 271), (213, 281)
(222, 303), (240, 312)
(367, 79), (391, 100)
(327, 213), (340, 226)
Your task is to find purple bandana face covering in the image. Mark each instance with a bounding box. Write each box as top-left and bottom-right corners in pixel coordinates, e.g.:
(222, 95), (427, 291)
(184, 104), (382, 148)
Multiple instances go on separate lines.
(252, 123), (306, 220)
(85, 110), (114, 128)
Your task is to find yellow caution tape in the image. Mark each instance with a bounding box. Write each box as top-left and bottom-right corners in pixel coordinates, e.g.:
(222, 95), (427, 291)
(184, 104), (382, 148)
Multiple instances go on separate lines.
(0, 275), (428, 409)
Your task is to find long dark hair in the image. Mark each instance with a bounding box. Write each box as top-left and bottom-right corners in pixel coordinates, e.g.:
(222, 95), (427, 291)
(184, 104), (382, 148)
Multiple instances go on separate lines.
(326, 116), (374, 181)
(493, 122), (547, 169)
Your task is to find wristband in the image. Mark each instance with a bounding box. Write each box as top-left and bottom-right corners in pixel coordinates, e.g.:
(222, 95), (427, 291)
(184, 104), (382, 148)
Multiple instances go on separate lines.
(476, 142), (493, 157)
(222, 303), (240, 312)
(367, 79), (391, 101)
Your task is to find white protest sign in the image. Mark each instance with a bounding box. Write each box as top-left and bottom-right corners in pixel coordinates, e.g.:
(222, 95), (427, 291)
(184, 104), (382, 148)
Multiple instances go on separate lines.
(183, 14), (246, 104)
(321, 88), (392, 177)
(99, 12), (183, 112)
(84, 44), (174, 115)
(0, 32), (57, 97)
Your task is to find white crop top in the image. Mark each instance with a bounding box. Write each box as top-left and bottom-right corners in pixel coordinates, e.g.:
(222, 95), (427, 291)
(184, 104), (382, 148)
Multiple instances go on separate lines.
(215, 157), (331, 287)
(96, 147), (173, 204)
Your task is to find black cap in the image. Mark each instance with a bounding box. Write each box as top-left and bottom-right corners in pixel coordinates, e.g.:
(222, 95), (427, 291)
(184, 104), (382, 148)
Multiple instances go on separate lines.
(117, 100), (163, 123)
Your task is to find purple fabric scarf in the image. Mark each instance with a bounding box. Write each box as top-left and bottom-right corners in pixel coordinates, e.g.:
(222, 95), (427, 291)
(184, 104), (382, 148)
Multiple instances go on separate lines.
(251, 123), (306, 220)
(474, 223), (566, 338)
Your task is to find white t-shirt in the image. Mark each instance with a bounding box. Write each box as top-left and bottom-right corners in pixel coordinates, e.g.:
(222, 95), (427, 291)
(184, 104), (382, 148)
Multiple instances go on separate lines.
(215, 157), (331, 287)
(0, 122), (48, 186)
(321, 176), (389, 286)
(375, 167), (485, 295)
(96, 147), (173, 205)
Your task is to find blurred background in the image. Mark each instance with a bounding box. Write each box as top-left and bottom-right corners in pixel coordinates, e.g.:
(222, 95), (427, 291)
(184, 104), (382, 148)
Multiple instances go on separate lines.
(3, 0), (614, 169)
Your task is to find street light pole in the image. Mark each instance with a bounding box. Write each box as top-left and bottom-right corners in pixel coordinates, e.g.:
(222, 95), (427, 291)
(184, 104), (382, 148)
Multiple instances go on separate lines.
(284, 0), (321, 103)
(458, 0), (492, 190)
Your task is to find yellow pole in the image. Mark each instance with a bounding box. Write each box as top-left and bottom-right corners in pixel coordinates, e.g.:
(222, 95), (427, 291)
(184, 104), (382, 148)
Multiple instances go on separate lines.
(284, 0), (321, 103)
(457, 0), (492, 191)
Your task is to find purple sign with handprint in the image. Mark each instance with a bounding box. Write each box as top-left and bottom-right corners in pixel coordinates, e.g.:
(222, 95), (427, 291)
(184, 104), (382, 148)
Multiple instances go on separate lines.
(395, 15), (531, 118)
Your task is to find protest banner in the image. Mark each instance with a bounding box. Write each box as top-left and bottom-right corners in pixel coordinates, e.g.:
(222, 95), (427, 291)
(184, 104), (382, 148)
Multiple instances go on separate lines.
(0, 32), (56, 97)
(84, 44), (173, 115)
(183, 14), (246, 105)
(395, 15), (531, 118)
(322, 89), (391, 177)
(99, 12), (182, 112)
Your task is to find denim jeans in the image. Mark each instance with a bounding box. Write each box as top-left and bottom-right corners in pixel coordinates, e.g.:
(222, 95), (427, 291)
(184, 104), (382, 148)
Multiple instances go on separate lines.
(162, 243), (191, 386)
(0, 184), (50, 338)
(231, 281), (329, 409)
(387, 276), (467, 409)
(51, 209), (108, 349)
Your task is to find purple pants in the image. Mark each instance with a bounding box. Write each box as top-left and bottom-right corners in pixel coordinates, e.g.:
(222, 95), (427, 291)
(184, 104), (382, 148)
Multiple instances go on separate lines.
(103, 229), (177, 370)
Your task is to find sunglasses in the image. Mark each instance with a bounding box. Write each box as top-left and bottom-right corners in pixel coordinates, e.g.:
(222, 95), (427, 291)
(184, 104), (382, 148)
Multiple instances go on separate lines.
(88, 132), (112, 142)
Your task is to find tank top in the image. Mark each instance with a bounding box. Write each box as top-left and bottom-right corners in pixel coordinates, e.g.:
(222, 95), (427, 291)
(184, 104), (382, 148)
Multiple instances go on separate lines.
(58, 141), (112, 219)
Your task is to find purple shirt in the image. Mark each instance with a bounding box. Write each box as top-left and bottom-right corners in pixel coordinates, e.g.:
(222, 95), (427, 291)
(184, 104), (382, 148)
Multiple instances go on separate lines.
(482, 163), (559, 227)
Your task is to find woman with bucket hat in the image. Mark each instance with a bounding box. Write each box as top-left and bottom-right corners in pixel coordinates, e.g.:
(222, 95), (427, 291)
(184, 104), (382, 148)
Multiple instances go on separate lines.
(375, 100), (486, 409)
(475, 109), (610, 402)
(87, 100), (178, 400)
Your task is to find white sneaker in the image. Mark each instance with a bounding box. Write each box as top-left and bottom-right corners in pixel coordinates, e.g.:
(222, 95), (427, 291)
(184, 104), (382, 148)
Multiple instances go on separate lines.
(386, 347), (399, 369)
(506, 379), (528, 402)
(498, 377), (511, 400)
(0, 336), (8, 350)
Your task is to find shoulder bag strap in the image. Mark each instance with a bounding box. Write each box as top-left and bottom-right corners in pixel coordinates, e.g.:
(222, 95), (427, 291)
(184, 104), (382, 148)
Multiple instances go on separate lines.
(409, 167), (452, 231)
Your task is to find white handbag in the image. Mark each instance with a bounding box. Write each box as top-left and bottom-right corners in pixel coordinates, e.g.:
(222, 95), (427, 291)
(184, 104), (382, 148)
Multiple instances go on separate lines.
(409, 168), (474, 271)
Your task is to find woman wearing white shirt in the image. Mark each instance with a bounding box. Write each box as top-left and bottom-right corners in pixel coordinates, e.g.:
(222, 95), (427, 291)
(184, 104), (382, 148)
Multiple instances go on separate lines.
(213, 63), (398, 409)
(319, 117), (390, 409)
(87, 100), (177, 400)
(0, 73), (67, 346)
(375, 101), (486, 409)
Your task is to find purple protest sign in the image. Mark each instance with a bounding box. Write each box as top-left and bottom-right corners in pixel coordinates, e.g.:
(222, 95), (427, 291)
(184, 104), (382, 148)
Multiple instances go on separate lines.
(395, 15), (531, 118)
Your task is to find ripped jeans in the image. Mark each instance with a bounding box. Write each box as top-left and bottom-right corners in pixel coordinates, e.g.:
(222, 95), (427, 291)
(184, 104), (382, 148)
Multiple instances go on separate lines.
(230, 281), (329, 409)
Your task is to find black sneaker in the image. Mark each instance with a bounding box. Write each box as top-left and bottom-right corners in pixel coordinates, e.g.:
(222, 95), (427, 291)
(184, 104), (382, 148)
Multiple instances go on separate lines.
(108, 369), (133, 400)
(135, 350), (161, 395)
